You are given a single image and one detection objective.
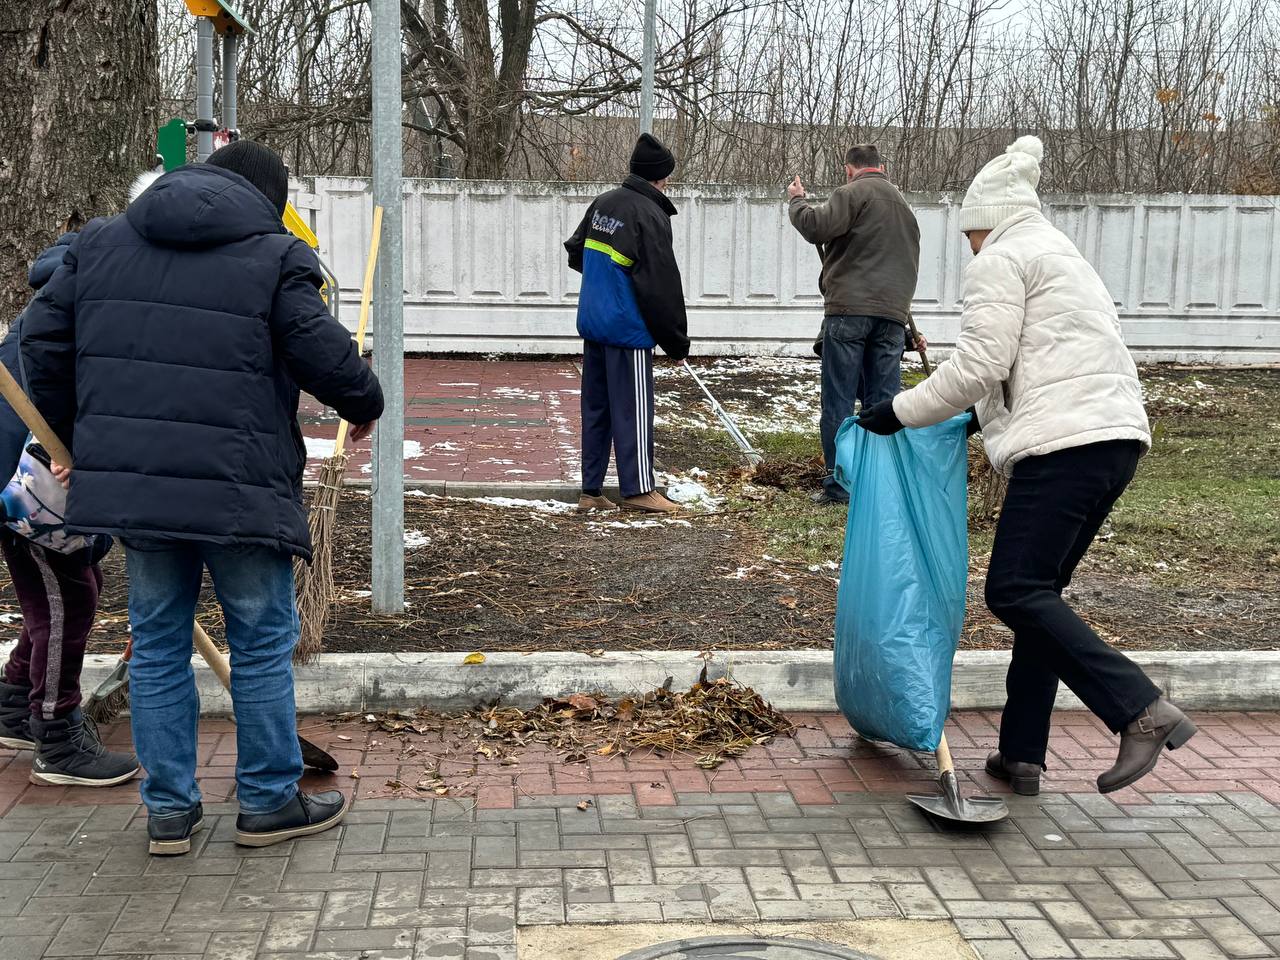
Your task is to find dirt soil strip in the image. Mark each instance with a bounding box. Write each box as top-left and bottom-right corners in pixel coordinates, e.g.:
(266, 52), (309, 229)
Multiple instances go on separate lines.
(0, 493), (1270, 657)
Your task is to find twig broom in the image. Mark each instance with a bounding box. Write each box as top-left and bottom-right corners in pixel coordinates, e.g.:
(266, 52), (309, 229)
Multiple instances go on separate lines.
(293, 205), (384, 664)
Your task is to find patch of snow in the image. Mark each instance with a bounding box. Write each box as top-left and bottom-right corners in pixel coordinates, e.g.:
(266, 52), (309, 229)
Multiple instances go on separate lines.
(440, 382), (479, 387)
(305, 437), (336, 459)
(404, 530), (432, 548)
(0, 613), (21, 624)
(471, 496), (575, 514)
(429, 441), (464, 453)
(659, 472), (724, 510)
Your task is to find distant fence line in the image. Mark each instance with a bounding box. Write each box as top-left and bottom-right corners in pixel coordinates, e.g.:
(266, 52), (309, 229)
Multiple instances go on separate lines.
(295, 177), (1280, 361)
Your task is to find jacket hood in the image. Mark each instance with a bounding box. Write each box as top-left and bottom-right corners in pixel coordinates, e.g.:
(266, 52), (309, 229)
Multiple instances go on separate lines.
(623, 174), (678, 218)
(125, 164), (285, 249)
(28, 234), (76, 290)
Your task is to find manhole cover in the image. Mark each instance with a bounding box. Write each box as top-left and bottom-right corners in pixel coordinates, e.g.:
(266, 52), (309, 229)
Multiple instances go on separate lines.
(618, 937), (882, 960)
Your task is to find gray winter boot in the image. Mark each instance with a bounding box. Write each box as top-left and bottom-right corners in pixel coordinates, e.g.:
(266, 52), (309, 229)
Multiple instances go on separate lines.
(29, 709), (140, 787)
(0, 680), (35, 751)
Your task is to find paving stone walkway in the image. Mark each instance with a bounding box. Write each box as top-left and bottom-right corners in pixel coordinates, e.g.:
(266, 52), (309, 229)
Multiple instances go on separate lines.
(300, 359), (584, 485)
(2, 710), (1280, 960)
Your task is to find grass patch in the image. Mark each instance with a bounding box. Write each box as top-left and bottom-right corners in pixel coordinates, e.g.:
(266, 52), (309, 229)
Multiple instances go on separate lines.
(669, 368), (1280, 587)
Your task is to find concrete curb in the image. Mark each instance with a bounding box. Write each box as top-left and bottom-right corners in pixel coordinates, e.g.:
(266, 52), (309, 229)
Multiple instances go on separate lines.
(45, 648), (1280, 716)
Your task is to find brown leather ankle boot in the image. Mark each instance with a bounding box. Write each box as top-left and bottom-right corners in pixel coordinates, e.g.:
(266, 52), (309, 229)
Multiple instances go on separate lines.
(1097, 697), (1197, 794)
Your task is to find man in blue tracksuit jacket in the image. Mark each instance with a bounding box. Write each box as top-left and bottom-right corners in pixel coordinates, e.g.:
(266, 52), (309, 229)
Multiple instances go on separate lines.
(565, 134), (690, 513)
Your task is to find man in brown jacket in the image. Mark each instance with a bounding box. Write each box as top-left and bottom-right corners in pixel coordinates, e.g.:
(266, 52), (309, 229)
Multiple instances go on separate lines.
(788, 144), (920, 505)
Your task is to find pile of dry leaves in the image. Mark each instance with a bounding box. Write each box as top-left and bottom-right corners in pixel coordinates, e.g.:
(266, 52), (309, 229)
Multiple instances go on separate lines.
(354, 669), (794, 798)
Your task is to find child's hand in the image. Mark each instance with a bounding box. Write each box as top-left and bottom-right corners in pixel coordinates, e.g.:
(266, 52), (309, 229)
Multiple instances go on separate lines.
(51, 463), (71, 490)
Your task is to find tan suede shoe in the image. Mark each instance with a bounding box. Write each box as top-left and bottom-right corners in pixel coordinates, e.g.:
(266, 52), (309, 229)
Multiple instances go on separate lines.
(576, 494), (616, 512)
(621, 491), (681, 513)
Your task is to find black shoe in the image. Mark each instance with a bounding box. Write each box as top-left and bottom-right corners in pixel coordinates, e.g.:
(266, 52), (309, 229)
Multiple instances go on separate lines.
(0, 680), (35, 750)
(810, 489), (848, 506)
(985, 751), (1043, 796)
(1098, 697), (1198, 794)
(148, 804), (204, 856)
(29, 709), (140, 787)
(235, 789), (348, 847)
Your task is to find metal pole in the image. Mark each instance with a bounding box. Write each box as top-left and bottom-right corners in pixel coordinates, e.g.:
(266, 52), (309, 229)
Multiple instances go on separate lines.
(195, 18), (215, 160)
(370, 0), (405, 615)
(639, 0), (656, 134)
(221, 31), (238, 135)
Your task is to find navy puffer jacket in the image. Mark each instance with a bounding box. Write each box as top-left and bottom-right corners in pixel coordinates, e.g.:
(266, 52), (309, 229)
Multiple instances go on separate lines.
(20, 165), (383, 560)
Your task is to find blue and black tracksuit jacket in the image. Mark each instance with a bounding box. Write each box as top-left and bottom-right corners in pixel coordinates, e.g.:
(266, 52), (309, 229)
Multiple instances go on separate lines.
(564, 175), (690, 361)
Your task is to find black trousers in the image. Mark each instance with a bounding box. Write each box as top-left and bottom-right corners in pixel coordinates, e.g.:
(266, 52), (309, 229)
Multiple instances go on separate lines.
(986, 440), (1160, 766)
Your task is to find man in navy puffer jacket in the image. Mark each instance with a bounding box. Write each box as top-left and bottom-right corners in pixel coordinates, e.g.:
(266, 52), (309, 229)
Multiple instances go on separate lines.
(21, 141), (383, 855)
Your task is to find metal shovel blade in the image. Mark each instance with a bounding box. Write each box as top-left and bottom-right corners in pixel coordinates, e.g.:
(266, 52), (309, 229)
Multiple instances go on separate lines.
(906, 770), (1009, 825)
(299, 735), (340, 773)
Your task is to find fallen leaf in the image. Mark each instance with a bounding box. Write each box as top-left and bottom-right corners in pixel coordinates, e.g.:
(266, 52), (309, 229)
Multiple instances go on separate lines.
(596, 743), (615, 756)
(568, 693), (599, 712)
(585, 648), (605, 658)
(778, 595), (799, 609)
(350, 769), (361, 779)
(462, 652), (486, 665)
(576, 799), (594, 811)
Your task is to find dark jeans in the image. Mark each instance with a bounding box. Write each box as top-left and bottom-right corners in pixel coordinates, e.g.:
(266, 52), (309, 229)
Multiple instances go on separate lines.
(124, 539), (302, 816)
(0, 532), (102, 720)
(820, 315), (906, 499)
(986, 440), (1160, 766)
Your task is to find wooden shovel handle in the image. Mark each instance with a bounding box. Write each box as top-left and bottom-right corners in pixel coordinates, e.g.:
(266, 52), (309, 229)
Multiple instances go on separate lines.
(0, 362), (73, 468)
(192, 622), (232, 691)
(935, 733), (955, 775)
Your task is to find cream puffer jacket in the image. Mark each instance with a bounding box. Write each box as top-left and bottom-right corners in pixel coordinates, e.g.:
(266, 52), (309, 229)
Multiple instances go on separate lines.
(893, 208), (1150, 476)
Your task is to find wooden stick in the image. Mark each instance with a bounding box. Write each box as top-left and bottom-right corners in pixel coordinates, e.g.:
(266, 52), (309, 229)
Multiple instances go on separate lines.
(192, 622), (232, 690)
(332, 205), (384, 459)
(0, 362), (73, 468)
(935, 732), (955, 775)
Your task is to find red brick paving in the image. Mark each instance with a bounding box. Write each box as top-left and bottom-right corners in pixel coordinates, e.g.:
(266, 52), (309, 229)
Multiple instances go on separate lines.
(3, 710), (1279, 816)
(301, 358), (584, 484)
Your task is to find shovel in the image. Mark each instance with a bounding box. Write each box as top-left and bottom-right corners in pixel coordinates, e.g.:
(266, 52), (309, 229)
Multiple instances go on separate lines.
(905, 733), (1008, 825)
(0, 363), (337, 773)
(192, 623), (338, 772)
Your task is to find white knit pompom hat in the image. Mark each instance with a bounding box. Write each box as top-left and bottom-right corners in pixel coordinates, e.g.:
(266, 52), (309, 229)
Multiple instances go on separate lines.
(958, 135), (1044, 233)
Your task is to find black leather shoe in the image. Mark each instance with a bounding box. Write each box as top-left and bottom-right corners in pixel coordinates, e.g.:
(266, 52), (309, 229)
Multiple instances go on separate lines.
(235, 789), (348, 847)
(985, 751), (1042, 796)
(1098, 697), (1197, 794)
(148, 804), (204, 856)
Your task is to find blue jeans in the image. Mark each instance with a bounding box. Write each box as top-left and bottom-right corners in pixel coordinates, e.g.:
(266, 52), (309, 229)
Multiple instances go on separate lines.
(820, 315), (906, 498)
(124, 540), (302, 816)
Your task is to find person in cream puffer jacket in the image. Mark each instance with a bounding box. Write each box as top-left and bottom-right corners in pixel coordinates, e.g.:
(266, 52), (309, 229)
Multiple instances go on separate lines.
(857, 136), (1197, 798)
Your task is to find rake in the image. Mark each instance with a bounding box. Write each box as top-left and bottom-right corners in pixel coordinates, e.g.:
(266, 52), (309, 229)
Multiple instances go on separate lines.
(681, 360), (763, 466)
(293, 204), (384, 664)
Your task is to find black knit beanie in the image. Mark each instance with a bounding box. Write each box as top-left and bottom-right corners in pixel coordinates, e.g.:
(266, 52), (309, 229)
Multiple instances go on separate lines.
(630, 133), (675, 182)
(206, 140), (289, 215)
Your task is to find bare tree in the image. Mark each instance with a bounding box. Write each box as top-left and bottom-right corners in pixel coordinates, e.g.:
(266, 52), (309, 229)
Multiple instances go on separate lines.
(0, 1), (159, 321)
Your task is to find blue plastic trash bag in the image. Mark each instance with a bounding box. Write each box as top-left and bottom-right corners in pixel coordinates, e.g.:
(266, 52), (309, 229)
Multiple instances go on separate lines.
(830, 414), (970, 752)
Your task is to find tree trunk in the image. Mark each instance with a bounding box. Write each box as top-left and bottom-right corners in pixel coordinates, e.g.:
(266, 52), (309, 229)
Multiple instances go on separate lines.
(0, 1), (159, 321)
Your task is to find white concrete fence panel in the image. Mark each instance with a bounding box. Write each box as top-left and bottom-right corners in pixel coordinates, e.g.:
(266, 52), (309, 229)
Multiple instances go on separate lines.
(295, 177), (1280, 361)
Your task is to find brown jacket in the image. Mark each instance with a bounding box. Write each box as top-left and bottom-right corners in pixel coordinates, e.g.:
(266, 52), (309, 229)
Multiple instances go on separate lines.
(788, 170), (920, 324)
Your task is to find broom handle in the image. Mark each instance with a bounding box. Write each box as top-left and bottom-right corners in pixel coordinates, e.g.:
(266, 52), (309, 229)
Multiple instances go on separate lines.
(192, 622), (233, 691)
(333, 205), (384, 458)
(0, 363), (73, 469)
